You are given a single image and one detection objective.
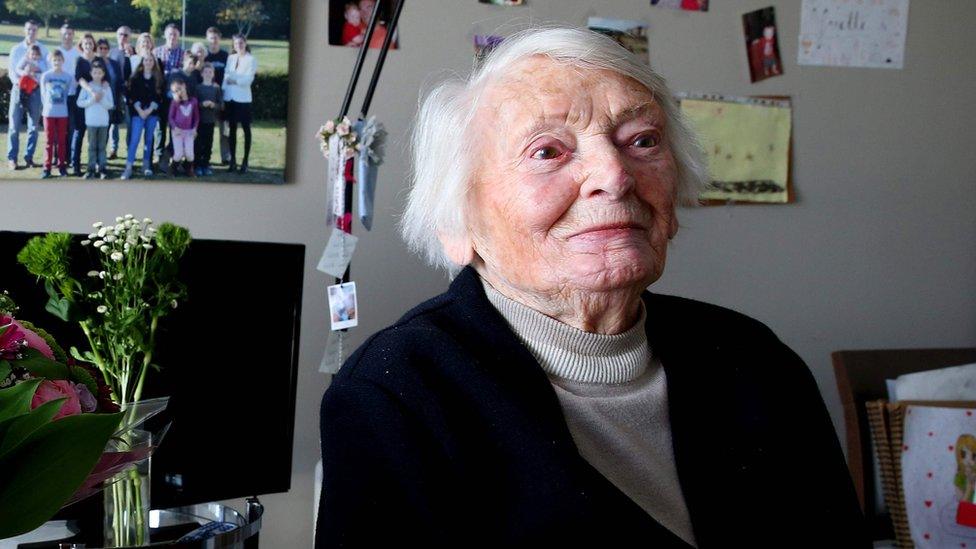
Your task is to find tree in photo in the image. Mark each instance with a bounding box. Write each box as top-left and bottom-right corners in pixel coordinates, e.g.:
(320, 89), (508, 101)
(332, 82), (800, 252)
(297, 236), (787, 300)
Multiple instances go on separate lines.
(217, 0), (269, 38)
(131, 0), (182, 37)
(5, 0), (89, 36)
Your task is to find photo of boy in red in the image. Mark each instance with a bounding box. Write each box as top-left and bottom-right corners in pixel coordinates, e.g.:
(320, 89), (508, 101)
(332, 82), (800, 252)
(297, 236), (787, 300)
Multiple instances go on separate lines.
(743, 7), (783, 83)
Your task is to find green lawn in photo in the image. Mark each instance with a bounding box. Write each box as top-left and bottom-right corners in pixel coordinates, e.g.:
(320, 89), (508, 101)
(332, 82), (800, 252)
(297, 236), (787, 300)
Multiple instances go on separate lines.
(0, 120), (286, 183)
(0, 23), (288, 75)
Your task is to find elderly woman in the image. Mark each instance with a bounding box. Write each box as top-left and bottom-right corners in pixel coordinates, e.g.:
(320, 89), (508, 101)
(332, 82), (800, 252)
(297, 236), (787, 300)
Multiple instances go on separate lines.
(316, 27), (866, 547)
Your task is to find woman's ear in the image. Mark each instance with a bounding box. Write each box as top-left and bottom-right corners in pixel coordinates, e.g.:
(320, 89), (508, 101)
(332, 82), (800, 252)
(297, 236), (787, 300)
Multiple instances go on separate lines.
(438, 231), (475, 266)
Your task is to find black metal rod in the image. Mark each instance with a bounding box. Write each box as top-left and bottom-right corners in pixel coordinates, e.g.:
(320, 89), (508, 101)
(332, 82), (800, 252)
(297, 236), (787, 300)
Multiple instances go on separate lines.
(358, 0), (406, 119)
(338, 2), (381, 118)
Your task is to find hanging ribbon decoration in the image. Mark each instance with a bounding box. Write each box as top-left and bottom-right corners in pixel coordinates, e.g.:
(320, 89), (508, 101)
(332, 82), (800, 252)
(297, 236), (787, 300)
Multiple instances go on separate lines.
(316, 0), (404, 372)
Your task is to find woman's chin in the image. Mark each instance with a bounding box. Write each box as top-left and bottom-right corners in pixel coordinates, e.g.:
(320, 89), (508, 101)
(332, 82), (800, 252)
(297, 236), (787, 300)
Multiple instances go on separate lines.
(563, 252), (662, 292)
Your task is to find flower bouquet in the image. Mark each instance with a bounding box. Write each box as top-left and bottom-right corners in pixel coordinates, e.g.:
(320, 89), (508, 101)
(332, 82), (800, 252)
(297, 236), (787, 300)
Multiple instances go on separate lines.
(0, 293), (167, 540)
(13, 215), (191, 546)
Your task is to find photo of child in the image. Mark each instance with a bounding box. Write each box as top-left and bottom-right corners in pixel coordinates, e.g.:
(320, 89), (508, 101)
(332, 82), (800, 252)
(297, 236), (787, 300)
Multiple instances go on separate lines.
(743, 7), (783, 83)
(328, 0), (400, 49)
(328, 282), (359, 330)
(587, 17), (649, 64)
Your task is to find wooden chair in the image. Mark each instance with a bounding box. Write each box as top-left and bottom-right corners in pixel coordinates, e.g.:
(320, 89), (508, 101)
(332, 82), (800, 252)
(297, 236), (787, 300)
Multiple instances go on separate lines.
(832, 348), (976, 540)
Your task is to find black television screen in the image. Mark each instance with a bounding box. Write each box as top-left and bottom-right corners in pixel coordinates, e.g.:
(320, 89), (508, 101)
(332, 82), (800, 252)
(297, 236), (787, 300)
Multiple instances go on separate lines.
(0, 231), (303, 509)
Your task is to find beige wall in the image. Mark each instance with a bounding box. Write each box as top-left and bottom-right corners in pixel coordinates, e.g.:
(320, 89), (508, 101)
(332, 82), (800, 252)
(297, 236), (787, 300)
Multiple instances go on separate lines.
(4, 1), (975, 546)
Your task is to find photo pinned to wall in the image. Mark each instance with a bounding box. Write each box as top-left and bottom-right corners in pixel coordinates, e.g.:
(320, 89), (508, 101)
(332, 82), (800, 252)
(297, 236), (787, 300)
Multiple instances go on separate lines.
(478, 0), (524, 6)
(328, 0), (400, 49)
(798, 0), (909, 69)
(678, 93), (792, 204)
(743, 7), (782, 83)
(586, 17), (649, 64)
(0, 1), (291, 184)
(328, 281), (359, 330)
(474, 35), (504, 66)
(650, 0), (708, 12)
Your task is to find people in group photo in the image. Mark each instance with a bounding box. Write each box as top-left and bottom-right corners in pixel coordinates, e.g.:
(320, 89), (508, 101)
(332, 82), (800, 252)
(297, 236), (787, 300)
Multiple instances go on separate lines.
(4, 18), (260, 181)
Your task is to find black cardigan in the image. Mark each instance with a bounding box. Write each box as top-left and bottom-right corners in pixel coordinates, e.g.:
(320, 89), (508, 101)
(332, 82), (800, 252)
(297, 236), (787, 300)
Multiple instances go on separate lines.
(316, 267), (868, 548)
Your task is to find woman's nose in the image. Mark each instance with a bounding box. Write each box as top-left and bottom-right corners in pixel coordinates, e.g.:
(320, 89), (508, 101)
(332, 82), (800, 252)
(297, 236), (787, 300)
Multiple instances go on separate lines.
(577, 141), (636, 200)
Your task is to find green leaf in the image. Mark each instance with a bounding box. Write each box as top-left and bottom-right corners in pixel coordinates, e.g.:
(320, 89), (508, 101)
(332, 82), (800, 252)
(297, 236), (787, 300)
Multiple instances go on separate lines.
(0, 411), (123, 538)
(0, 397), (66, 459)
(0, 360), (11, 383)
(70, 346), (97, 364)
(0, 379), (42, 423)
(18, 349), (70, 381)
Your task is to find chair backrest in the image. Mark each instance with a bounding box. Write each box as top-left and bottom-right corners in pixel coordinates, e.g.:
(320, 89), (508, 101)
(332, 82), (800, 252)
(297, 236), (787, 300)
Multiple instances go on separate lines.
(832, 348), (976, 540)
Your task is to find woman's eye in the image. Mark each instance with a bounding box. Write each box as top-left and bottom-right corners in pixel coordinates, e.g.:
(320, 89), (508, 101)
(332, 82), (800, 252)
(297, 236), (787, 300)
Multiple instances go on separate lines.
(632, 132), (661, 149)
(530, 146), (562, 160)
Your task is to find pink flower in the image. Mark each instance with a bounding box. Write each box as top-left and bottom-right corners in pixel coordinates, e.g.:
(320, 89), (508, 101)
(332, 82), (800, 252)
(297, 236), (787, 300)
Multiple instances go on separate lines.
(0, 315), (54, 360)
(32, 380), (82, 420)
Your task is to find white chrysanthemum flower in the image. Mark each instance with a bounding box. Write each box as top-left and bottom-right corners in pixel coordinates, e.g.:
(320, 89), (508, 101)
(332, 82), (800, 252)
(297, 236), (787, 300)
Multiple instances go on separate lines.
(113, 273), (123, 280)
(170, 300), (178, 309)
(94, 240), (104, 247)
(97, 305), (108, 313)
(115, 216), (123, 223)
(143, 217), (152, 224)
(124, 214), (134, 220)
(142, 243), (153, 249)
(146, 226), (157, 234)
(140, 235), (151, 242)
(87, 270), (99, 277)
(100, 245), (110, 253)
(104, 235), (116, 243)
(88, 232), (97, 239)
(81, 239), (91, 246)
(97, 227), (108, 237)
(98, 271), (106, 279)
(110, 251), (124, 262)
(114, 223), (125, 232)
(93, 221), (103, 229)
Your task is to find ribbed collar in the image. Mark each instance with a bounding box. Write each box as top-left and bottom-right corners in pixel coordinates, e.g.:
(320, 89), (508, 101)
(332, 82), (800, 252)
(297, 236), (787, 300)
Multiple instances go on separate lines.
(480, 277), (649, 384)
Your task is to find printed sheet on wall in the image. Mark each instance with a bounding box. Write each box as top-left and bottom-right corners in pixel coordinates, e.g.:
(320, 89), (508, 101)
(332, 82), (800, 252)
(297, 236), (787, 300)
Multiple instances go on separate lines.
(678, 94), (792, 205)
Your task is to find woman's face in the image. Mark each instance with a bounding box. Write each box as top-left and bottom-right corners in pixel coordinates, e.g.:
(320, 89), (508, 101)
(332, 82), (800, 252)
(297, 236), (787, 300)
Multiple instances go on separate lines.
(81, 38), (95, 54)
(234, 38), (247, 54)
(137, 34), (152, 54)
(465, 57), (679, 295)
(143, 55), (155, 70)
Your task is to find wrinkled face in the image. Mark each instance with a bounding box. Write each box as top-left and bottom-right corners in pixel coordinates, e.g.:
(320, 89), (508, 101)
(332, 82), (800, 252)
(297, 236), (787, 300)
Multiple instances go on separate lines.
(117, 27), (129, 46)
(465, 57), (679, 294)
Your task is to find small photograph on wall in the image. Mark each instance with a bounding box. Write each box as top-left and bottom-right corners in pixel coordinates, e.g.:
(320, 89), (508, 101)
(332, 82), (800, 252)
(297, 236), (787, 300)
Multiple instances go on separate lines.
(328, 0), (400, 49)
(0, 1), (291, 184)
(743, 7), (783, 82)
(474, 35), (503, 66)
(478, 0), (524, 5)
(651, 0), (708, 12)
(587, 17), (649, 64)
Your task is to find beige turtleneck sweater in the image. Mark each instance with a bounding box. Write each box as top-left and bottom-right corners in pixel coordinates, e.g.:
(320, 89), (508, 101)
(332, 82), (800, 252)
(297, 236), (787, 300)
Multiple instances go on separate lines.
(481, 278), (697, 547)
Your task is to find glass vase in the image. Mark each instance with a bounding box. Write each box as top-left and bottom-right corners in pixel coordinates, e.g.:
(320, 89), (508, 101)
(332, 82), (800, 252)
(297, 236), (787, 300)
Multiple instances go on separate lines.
(103, 428), (151, 547)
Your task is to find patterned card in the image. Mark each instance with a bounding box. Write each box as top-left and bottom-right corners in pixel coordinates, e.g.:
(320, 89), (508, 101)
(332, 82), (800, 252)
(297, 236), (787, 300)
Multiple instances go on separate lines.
(902, 405), (976, 547)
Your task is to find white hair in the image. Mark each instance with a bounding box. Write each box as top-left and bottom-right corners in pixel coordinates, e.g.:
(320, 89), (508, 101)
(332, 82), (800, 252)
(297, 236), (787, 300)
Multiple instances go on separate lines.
(401, 26), (707, 275)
